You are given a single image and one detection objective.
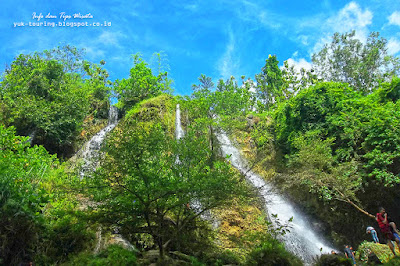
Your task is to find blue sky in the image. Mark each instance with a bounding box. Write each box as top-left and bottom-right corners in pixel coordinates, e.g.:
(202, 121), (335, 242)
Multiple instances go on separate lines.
(1, 0), (400, 95)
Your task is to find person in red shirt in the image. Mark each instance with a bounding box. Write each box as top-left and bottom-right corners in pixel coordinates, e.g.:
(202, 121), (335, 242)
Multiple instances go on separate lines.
(376, 207), (400, 256)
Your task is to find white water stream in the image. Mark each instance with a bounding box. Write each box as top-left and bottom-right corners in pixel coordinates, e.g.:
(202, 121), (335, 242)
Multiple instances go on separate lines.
(215, 131), (335, 264)
(175, 104), (334, 263)
(78, 105), (118, 178)
(74, 105), (136, 253)
(28, 130), (36, 145)
(175, 104), (184, 140)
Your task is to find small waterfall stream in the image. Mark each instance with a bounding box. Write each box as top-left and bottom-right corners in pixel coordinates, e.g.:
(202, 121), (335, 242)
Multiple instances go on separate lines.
(175, 104), (184, 140)
(75, 105), (135, 253)
(216, 131), (335, 264)
(175, 104), (334, 262)
(28, 130), (36, 145)
(78, 105), (118, 178)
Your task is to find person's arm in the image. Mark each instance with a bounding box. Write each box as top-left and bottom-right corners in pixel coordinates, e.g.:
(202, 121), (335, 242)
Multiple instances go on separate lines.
(383, 213), (388, 224)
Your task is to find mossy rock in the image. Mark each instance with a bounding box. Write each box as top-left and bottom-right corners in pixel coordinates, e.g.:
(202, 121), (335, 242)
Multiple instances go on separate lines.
(124, 94), (176, 136)
(356, 241), (399, 264)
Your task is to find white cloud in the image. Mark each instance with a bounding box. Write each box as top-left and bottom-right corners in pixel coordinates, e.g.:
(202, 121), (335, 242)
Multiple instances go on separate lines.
(98, 31), (126, 46)
(311, 35), (331, 55)
(234, 0), (283, 30)
(76, 30), (129, 62)
(183, 4), (198, 11)
(83, 46), (105, 60)
(217, 28), (240, 79)
(388, 11), (400, 26)
(326, 2), (372, 43)
(307, 2), (373, 56)
(298, 35), (309, 46)
(387, 38), (400, 55)
(285, 58), (313, 72)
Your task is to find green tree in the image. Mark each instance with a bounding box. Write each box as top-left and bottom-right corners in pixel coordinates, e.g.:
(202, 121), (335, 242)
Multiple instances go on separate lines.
(151, 51), (173, 94)
(82, 60), (111, 119)
(274, 80), (400, 219)
(214, 76), (253, 117)
(0, 47), (110, 157)
(312, 31), (400, 93)
(115, 53), (172, 112)
(255, 55), (285, 111)
(274, 82), (359, 155)
(286, 132), (374, 218)
(185, 74), (219, 160)
(89, 96), (247, 261)
(0, 125), (56, 264)
(42, 45), (86, 74)
(246, 236), (303, 266)
(187, 74), (256, 149)
(280, 60), (318, 98)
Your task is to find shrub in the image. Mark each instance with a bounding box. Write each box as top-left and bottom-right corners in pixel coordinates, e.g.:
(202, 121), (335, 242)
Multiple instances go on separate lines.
(0, 125), (55, 265)
(245, 237), (303, 266)
(313, 254), (352, 266)
(64, 245), (137, 266)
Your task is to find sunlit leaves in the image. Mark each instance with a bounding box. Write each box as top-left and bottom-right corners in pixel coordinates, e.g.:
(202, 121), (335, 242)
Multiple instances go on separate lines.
(312, 31), (400, 93)
(0, 47), (110, 157)
(0, 125), (58, 264)
(115, 53), (173, 112)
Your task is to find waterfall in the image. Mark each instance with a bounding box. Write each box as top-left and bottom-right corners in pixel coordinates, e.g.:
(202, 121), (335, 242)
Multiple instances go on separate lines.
(28, 130), (36, 145)
(175, 104), (184, 140)
(216, 131), (335, 264)
(79, 105), (118, 178)
(75, 105), (135, 253)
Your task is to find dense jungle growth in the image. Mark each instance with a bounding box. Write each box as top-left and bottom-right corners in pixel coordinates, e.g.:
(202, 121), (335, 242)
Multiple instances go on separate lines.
(1, 31), (400, 265)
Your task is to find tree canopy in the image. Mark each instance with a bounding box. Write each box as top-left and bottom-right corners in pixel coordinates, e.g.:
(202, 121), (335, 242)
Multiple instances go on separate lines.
(0, 46), (110, 157)
(115, 53), (173, 113)
(88, 95), (248, 259)
(312, 31), (400, 94)
(1, 30), (400, 264)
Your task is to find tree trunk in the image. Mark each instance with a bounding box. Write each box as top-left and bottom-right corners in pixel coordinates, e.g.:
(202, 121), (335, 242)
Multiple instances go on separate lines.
(158, 238), (164, 261)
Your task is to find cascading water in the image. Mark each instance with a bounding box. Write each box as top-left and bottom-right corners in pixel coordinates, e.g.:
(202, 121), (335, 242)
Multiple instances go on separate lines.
(175, 104), (184, 140)
(78, 105), (118, 178)
(216, 131), (335, 264)
(28, 130), (36, 145)
(75, 105), (135, 253)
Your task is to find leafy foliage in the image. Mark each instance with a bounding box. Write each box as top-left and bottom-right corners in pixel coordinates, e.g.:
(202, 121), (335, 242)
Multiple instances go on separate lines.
(0, 125), (55, 264)
(87, 95), (248, 260)
(312, 31), (400, 93)
(0, 46), (110, 157)
(245, 236), (303, 266)
(36, 200), (95, 264)
(115, 53), (172, 112)
(275, 80), (400, 188)
(0, 125), (93, 265)
(2, 30), (399, 264)
(313, 254), (352, 266)
(271, 78), (400, 248)
(255, 55), (285, 111)
(64, 245), (137, 266)
(255, 55), (317, 112)
(356, 240), (398, 264)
